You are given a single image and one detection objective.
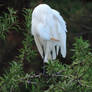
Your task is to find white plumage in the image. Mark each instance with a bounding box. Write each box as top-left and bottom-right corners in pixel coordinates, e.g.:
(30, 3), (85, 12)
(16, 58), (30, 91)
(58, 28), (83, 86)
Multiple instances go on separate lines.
(31, 4), (67, 63)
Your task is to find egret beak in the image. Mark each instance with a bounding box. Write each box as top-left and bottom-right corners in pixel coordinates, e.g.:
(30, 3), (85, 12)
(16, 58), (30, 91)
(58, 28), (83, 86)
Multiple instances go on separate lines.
(51, 37), (59, 41)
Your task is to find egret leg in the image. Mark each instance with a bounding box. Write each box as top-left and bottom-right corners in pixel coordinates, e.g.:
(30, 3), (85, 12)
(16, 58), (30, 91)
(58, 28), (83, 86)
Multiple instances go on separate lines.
(43, 42), (50, 74)
(44, 41), (50, 63)
(41, 45), (46, 74)
(42, 62), (48, 75)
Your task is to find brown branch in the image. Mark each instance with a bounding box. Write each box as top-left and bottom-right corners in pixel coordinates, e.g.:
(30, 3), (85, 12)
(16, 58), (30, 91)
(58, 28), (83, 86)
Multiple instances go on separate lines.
(80, 24), (92, 30)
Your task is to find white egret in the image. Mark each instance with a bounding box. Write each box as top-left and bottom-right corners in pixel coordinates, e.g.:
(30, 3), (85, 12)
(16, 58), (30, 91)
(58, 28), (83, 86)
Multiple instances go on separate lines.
(31, 4), (67, 63)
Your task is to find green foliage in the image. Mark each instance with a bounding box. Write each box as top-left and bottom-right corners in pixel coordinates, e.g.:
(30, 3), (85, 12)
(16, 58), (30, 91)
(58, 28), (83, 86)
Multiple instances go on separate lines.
(19, 33), (37, 62)
(72, 37), (91, 61)
(19, 9), (37, 63)
(0, 8), (19, 40)
(16, 37), (92, 92)
(45, 37), (92, 92)
(0, 61), (24, 92)
(46, 60), (71, 75)
(23, 9), (32, 32)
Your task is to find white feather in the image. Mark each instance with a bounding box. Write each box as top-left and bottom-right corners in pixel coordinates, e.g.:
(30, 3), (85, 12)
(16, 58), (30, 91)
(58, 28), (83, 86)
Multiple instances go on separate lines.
(31, 4), (67, 62)
(52, 13), (67, 58)
(34, 35), (43, 58)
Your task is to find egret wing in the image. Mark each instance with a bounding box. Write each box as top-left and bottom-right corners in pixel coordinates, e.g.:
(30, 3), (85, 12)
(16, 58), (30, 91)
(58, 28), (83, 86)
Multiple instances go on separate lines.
(52, 9), (67, 58)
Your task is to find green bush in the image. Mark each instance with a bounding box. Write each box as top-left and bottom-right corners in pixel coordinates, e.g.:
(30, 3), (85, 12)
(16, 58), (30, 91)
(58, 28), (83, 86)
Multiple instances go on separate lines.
(45, 37), (92, 92)
(0, 8), (19, 40)
(0, 36), (92, 92)
(0, 61), (24, 92)
(0, 8), (92, 92)
(18, 9), (37, 63)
